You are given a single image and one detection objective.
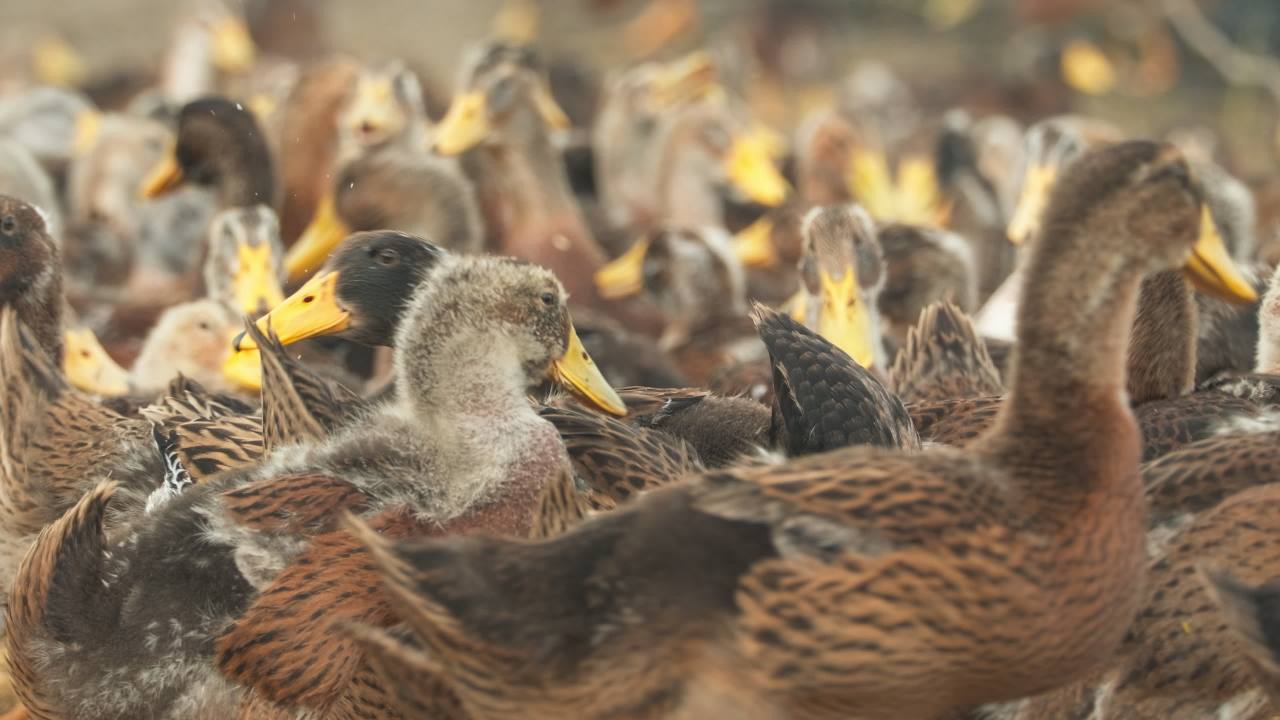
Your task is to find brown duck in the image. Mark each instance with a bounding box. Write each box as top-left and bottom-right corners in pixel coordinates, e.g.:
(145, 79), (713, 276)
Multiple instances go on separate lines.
(338, 141), (1241, 719)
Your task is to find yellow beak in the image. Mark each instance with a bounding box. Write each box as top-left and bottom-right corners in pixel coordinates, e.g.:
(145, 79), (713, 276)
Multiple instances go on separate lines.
(62, 327), (132, 397)
(31, 34), (87, 88)
(725, 129), (790, 207)
(550, 323), (627, 416)
(234, 270), (350, 352)
(624, 0), (699, 58)
(817, 268), (877, 368)
(139, 145), (184, 199)
(734, 216), (778, 268)
(650, 50), (718, 107)
(493, 0), (541, 43)
(346, 78), (403, 143)
(286, 191), (350, 283)
(1183, 205), (1258, 304)
(897, 154), (950, 226)
(848, 147), (895, 220)
(1060, 39), (1117, 96)
(593, 237), (650, 300)
(534, 83), (571, 130)
(1007, 162), (1056, 245)
(211, 16), (256, 74)
(73, 109), (102, 157)
(222, 339), (262, 392)
(233, 242), (286, 317)
(433, 91), (492, 156)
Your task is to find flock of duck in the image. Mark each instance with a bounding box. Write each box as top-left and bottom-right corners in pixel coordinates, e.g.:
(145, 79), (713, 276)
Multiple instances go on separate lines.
(2, 2), (1280, 719)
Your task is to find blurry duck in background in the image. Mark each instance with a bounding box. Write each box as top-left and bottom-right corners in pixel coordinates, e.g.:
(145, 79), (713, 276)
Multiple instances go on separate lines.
(158, 0), (257, 106)
(283, 61), (482, 282)
(62, 205), (285, 397)
(138, 96), (274, 210)
(433, 42), (623, 314)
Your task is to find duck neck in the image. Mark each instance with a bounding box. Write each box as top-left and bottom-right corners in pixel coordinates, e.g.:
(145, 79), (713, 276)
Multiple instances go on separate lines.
(11, 265), (63, 361)
(396, 328), (542, 447)
(476, 119), (580, 240)
(653, 121), (721, 226)
(1125, 270), (1195, 404)
(986, 224), (1143, 488)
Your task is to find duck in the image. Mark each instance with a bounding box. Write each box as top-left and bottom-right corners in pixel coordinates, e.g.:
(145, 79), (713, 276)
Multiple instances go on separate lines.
(138, 96), (275, 210)
(433, 42), (673, 332)
(5, 254), (627, 720)
(914, 266), (1261, 458)
(155, 0), (257, 105)
(61, 204), (285, 397)
(547, 303), (919, 517)
(281, 60), (482, 282)
(282, 142), (482, 283)
(331, 140), (1247, 720)
(1000, 483), (1280, 719)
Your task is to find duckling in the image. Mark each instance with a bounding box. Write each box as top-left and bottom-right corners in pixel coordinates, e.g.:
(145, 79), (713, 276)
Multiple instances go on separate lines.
(63, 205), (285, 397)
(336, 140), (1248, 720)
(139, 96), (274, 209)
(5, 255), (626, 719)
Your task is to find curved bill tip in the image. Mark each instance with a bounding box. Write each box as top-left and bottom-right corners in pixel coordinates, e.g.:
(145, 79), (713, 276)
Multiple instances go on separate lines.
(550, 324), (627, 416)
(1183, 206), (1258, 305)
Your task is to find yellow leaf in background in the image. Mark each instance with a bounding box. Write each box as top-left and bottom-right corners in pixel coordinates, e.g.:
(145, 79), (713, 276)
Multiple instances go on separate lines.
(923, 0), (980, 29)
(1061, 39), (1116, 96)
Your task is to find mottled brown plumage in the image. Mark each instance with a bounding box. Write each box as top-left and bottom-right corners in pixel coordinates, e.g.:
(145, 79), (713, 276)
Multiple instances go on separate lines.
(1008, 484), (1280, 719)
(889, 300), (1002, 404)
(342, 140), (1207, 720)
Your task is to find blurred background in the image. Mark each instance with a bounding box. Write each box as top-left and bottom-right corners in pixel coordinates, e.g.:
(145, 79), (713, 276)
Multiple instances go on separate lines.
(3, 0), (1279, 174)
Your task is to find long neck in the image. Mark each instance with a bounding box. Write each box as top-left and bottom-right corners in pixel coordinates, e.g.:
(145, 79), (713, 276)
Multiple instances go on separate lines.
(983, 224), (1143, 491)
(652, 120), (721, 226)
(396, 328), (537, 432)
(477, 117), (579, 238)
(14, 268), (63, 362)
(1126, 270), (1195, 404)
(161, 21), (215, 104)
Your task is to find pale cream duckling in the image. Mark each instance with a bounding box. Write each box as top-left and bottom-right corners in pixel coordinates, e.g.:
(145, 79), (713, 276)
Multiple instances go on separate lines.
(63, 205), (284, 396)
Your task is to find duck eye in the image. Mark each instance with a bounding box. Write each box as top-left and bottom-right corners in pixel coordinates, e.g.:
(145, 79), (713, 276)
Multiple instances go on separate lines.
(377, 248), (399, 266)
(0, 216), (15, 235)
(540, 291), (556, 307)
(198, 321), (210, 331)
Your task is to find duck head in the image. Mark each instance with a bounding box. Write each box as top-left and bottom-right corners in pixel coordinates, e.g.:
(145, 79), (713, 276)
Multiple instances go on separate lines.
(238, 230), (446, 352)
(395, 255), (626, 417)
(138, 97), (274, 208)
